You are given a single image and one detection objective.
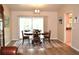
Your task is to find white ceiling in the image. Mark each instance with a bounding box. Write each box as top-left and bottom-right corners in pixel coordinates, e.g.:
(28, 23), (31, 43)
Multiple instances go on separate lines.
(6, 4), (63, 11)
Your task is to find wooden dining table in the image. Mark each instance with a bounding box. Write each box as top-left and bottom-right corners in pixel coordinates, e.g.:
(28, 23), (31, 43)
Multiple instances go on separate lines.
(24, 32), (45, 45)
(24, 32), (45, 35)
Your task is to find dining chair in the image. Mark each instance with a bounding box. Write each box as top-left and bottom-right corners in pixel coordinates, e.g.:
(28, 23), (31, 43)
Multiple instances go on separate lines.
(43, 30), (51, 43)
(22, 30), (30, 45)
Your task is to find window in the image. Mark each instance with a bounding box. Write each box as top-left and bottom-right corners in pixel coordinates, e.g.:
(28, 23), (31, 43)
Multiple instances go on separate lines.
(0, 19), (2, 31)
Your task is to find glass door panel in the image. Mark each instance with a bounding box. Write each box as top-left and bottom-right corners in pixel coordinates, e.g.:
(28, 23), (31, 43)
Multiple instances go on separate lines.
(19, 17), (32, 38)
(33, 17), (44, 32)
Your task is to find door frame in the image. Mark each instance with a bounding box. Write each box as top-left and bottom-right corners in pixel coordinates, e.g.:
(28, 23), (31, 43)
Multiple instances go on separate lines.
(64, 12), (72, 46)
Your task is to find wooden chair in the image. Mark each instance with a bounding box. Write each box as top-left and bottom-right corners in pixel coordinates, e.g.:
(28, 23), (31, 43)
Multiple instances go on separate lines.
(43, 30), (51, 43)
(22, 31), (30, 45)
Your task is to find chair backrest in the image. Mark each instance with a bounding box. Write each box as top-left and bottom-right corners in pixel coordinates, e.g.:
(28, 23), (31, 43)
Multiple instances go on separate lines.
(49, 30), (51, 38)
(33, 29), (40, 39)
(22, 30), (29, 35)
(22, 31), (24, 37)
(22, 30), (29, 39)
(44, 30), (51, 38)
(22, 30), (28, 37)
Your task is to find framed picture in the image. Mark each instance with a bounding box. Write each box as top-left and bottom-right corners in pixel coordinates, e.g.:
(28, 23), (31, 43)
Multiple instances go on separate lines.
(58, 17), (62, 24)
(59, 19), (62, 24)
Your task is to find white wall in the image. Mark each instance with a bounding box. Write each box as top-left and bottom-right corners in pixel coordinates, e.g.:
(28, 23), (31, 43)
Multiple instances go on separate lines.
(3, 5), (11, 46)
(72, 8), (79, 51)
(57, 4), (75, 42)
(11, 11), (58, 40)
(57, 4), (79, 51)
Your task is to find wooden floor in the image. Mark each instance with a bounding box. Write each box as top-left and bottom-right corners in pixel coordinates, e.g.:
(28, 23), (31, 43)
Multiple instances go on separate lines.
(8, 40), (79, 55)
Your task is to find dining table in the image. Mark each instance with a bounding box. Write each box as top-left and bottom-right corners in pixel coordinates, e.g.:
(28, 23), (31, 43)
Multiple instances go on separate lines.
(24, 32), (45, 45)
(24, 32), (45, 35)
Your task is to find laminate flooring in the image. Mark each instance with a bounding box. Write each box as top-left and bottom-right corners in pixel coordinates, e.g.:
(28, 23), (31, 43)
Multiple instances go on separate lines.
(8, 40), (79, 55)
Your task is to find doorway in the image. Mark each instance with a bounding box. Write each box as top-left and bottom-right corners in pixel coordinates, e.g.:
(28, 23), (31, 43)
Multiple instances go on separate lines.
(64, 13), (72, 46)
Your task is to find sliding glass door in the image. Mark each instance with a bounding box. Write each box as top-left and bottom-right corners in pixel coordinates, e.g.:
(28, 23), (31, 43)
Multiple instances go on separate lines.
(33, 17), (44, 33)
(19, 16), (44, 39)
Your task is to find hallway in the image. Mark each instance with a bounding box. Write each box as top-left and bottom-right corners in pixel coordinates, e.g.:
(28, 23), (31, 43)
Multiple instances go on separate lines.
(8, 40), (79, 55)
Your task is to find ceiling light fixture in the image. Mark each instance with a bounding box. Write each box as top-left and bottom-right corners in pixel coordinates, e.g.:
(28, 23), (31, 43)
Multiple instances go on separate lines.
(34, 9), (40, 14)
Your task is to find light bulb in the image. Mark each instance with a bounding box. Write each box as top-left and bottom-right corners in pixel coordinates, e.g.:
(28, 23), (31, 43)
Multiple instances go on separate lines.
(37, 10), (40, 13)
(35, 9), (38, 13)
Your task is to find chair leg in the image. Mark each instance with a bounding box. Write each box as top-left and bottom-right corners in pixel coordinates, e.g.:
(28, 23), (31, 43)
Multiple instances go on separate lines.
(22, 39), (24, 45)
(32, 40), (35, 46)
(43, 38), (45, 44)
(28, 39), (30, 45)
(48, 38), (51, 43)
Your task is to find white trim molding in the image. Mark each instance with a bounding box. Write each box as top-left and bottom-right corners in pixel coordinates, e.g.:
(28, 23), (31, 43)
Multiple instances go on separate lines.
(12, 39), (19, 40)
(5, 41), (11, 46)
(58, 39), (64, 43)
(71, 45), (79, 52)
(50, 38), (58, 40)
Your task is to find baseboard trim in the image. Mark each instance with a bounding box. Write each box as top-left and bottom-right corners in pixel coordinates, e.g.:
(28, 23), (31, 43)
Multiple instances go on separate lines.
(58, 39), (79, 52)
(71, 45), (79, 52)
(51, 38), (58, 40)
(58, 39), (64, 43)
(12, 39), (19, 40)
(5, 41), (11, 46)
